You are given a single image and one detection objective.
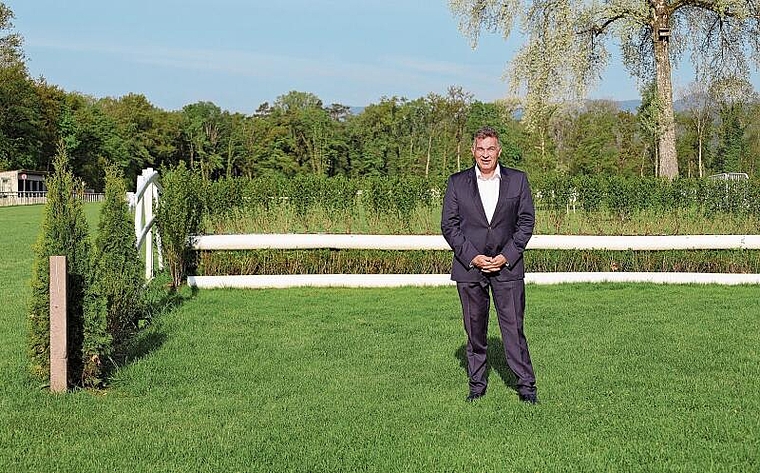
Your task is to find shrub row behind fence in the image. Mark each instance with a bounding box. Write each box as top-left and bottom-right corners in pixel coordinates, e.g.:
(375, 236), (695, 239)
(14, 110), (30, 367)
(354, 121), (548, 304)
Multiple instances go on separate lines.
(199, 174), (760, 225)
(531, 174), (760, 218)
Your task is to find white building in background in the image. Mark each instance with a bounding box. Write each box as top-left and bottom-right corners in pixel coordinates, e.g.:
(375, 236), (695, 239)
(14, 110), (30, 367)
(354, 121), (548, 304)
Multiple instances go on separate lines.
(708, 172), (749, 181)
(0, 169), (48, 195)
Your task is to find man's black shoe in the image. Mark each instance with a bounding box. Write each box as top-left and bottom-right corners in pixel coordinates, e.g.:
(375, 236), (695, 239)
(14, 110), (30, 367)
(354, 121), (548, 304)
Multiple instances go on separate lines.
(466, 392), (485, 402)
(518, 393), (539, 404)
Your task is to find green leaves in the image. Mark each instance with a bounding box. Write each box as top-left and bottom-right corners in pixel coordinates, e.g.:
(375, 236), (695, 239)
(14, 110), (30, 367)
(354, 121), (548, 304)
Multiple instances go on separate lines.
(27, 144), (92, 384)
(155, 163), (204, 289)
(89, 165), (145, 369)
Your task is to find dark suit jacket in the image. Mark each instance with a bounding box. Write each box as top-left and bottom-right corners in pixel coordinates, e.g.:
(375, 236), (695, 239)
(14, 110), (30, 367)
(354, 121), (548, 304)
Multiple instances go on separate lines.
(441, 165), (535, 283)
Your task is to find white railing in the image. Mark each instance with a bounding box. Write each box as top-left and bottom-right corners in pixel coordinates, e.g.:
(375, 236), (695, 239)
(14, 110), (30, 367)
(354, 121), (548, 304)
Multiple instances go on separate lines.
(0, 191), (105, 207)
(131, 168), (163, 279)
(192, 234), (760, 251)
(187, 234), (760, 288)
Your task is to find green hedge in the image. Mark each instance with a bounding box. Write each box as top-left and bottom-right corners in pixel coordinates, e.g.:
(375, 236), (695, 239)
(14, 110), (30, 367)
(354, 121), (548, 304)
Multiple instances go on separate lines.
(531, 174), (760, 218)
(201, 174), (447, 221)
(199, 174), (760, 232)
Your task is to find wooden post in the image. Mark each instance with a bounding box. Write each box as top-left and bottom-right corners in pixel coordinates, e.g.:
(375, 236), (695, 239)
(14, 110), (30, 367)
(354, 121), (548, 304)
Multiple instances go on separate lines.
(49, 256), (67, 393)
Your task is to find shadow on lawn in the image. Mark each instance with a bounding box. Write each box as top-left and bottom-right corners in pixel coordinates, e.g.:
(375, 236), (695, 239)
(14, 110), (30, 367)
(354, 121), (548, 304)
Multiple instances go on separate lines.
(455, 337), (519, 393)
(112, 280), (199, 372)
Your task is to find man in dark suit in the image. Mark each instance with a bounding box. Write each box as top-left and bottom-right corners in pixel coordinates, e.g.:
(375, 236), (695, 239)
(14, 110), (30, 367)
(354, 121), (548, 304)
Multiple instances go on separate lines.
(441, 126), (538, 404)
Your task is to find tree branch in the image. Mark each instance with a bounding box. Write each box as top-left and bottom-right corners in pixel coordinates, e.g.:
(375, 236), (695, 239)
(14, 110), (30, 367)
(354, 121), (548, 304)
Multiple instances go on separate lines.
(577, 13), (628, 37)
(672, 0), (736, 15)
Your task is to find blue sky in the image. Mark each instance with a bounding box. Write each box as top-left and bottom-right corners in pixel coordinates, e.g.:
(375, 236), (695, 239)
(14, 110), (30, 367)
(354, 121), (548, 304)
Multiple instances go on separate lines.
(7, 0), (755, 114)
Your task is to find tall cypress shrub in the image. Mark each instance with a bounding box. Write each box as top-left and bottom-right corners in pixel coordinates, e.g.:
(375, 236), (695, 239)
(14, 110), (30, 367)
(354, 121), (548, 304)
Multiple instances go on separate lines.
(27, 145), (91, 385)
(85, 165), (144, 380)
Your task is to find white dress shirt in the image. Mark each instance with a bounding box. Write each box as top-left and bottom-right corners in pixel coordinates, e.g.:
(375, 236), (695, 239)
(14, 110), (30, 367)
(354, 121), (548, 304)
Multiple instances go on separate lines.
(476, 164), (501, 224)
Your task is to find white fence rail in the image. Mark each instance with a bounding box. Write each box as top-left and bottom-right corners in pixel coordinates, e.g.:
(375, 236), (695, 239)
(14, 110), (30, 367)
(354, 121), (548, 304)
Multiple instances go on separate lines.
(189, 272), (760, 288)
(188, 233), (760, 288)
(131, 168), (163, 279)
(193, 234), (760, 251)
(0, 191), (104, 207)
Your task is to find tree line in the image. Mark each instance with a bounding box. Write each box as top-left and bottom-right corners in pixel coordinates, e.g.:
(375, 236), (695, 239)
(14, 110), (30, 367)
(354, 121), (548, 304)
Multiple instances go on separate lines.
(2, 2), (760, 191)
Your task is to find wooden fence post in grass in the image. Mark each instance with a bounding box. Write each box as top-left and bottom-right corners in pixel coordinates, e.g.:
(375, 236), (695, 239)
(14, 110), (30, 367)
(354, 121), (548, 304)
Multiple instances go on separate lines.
(49, 255), (67, 393)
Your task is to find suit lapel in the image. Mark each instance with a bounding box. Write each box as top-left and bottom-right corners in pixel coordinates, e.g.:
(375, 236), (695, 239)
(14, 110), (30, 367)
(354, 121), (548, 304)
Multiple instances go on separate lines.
(492, 166), (511, 217)
(467, 167), (489, 224)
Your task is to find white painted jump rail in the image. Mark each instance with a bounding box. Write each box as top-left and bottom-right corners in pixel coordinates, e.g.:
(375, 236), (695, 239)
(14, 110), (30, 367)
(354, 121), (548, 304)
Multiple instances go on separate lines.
(192, 234), (760, 251)
(131, 168), (163, 279)
(187, 234), (760, 288)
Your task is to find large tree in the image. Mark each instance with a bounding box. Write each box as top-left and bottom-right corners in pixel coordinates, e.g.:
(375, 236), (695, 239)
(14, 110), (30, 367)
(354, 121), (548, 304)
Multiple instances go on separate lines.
(0, 2), (23, 67)
(449, 0), (760, 179)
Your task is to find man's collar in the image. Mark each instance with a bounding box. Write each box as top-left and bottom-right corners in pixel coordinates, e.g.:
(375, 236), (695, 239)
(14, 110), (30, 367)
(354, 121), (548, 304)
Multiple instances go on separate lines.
(475, 164), (502, 180)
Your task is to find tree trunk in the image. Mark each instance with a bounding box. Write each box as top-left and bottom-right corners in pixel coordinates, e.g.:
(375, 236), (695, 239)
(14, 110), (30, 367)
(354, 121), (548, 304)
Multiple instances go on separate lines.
(655, 143), (659, 177)
(425, 135), (432, 177)
(698, 132), (703, 178)
(652, 5), (678, 179)
(456, 140), (462, 171)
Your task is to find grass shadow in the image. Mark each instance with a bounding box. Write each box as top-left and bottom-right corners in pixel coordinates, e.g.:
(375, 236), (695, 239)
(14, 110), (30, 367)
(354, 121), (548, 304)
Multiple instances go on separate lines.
(455, 336), (519, 393)
(108, 274), (198, 376)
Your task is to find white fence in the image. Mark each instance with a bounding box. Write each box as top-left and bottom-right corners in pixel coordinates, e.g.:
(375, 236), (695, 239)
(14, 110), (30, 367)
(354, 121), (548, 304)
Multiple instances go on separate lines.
(131, 168), (163, 279)
(0, 191), (104, 207)
(192, 234), (760, 251)
(187, 234), (760, 288)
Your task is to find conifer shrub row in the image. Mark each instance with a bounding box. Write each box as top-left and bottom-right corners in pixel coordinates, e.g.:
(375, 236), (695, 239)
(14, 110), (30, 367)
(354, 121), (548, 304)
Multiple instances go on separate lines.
(28, 147), (92, 385)
(28, 150), (147, 388)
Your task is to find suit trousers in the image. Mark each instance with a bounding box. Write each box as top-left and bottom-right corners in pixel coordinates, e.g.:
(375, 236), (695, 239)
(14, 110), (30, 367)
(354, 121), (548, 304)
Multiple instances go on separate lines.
(457, 279), (536, 397)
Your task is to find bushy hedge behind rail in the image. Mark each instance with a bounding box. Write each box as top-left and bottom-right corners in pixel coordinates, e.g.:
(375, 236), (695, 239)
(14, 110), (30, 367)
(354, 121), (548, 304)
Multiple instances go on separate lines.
(199, 173), (760, 224)
(534, 174), (760, 218)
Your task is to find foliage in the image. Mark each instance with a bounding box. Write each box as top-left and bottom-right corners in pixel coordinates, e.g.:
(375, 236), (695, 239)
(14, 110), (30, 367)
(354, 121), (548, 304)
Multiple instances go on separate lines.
(5, 2), (760, 185)
(449, 0), (760, 179)
(27, 145), (92, 385)
(0, 2), (23, 66)
(199, 174), (760, 237)
(531, 174), (760, 220)
(155, 162), (204, 288)
(89, 166), (145, 362)
(535, 172), (574, 232)
(0, 64), (45, 171)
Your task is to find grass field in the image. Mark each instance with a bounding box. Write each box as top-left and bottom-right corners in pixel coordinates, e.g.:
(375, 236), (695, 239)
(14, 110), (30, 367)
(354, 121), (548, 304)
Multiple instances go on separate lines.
(0, 204), (758, 472)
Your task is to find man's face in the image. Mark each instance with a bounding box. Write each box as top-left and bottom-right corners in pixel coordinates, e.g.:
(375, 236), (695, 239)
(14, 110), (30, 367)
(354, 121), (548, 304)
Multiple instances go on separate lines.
(472, 136), (501, 176)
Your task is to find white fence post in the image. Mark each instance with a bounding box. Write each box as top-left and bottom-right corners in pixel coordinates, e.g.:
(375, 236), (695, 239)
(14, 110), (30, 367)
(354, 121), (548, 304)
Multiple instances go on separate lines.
(133, 168), (163, 280)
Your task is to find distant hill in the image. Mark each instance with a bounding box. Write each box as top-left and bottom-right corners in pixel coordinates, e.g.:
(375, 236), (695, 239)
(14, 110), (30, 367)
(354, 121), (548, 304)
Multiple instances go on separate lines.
(616, 98), (692, 112)
(616, 100), (641, 112)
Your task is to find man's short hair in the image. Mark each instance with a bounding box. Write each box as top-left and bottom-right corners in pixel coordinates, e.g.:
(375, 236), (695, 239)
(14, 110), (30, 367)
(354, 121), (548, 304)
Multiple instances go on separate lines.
(473, 126), (500, 145)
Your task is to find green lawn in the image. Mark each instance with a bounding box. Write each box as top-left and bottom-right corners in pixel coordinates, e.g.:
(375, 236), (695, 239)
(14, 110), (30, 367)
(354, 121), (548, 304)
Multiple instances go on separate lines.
(0, 204), (758, 472)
